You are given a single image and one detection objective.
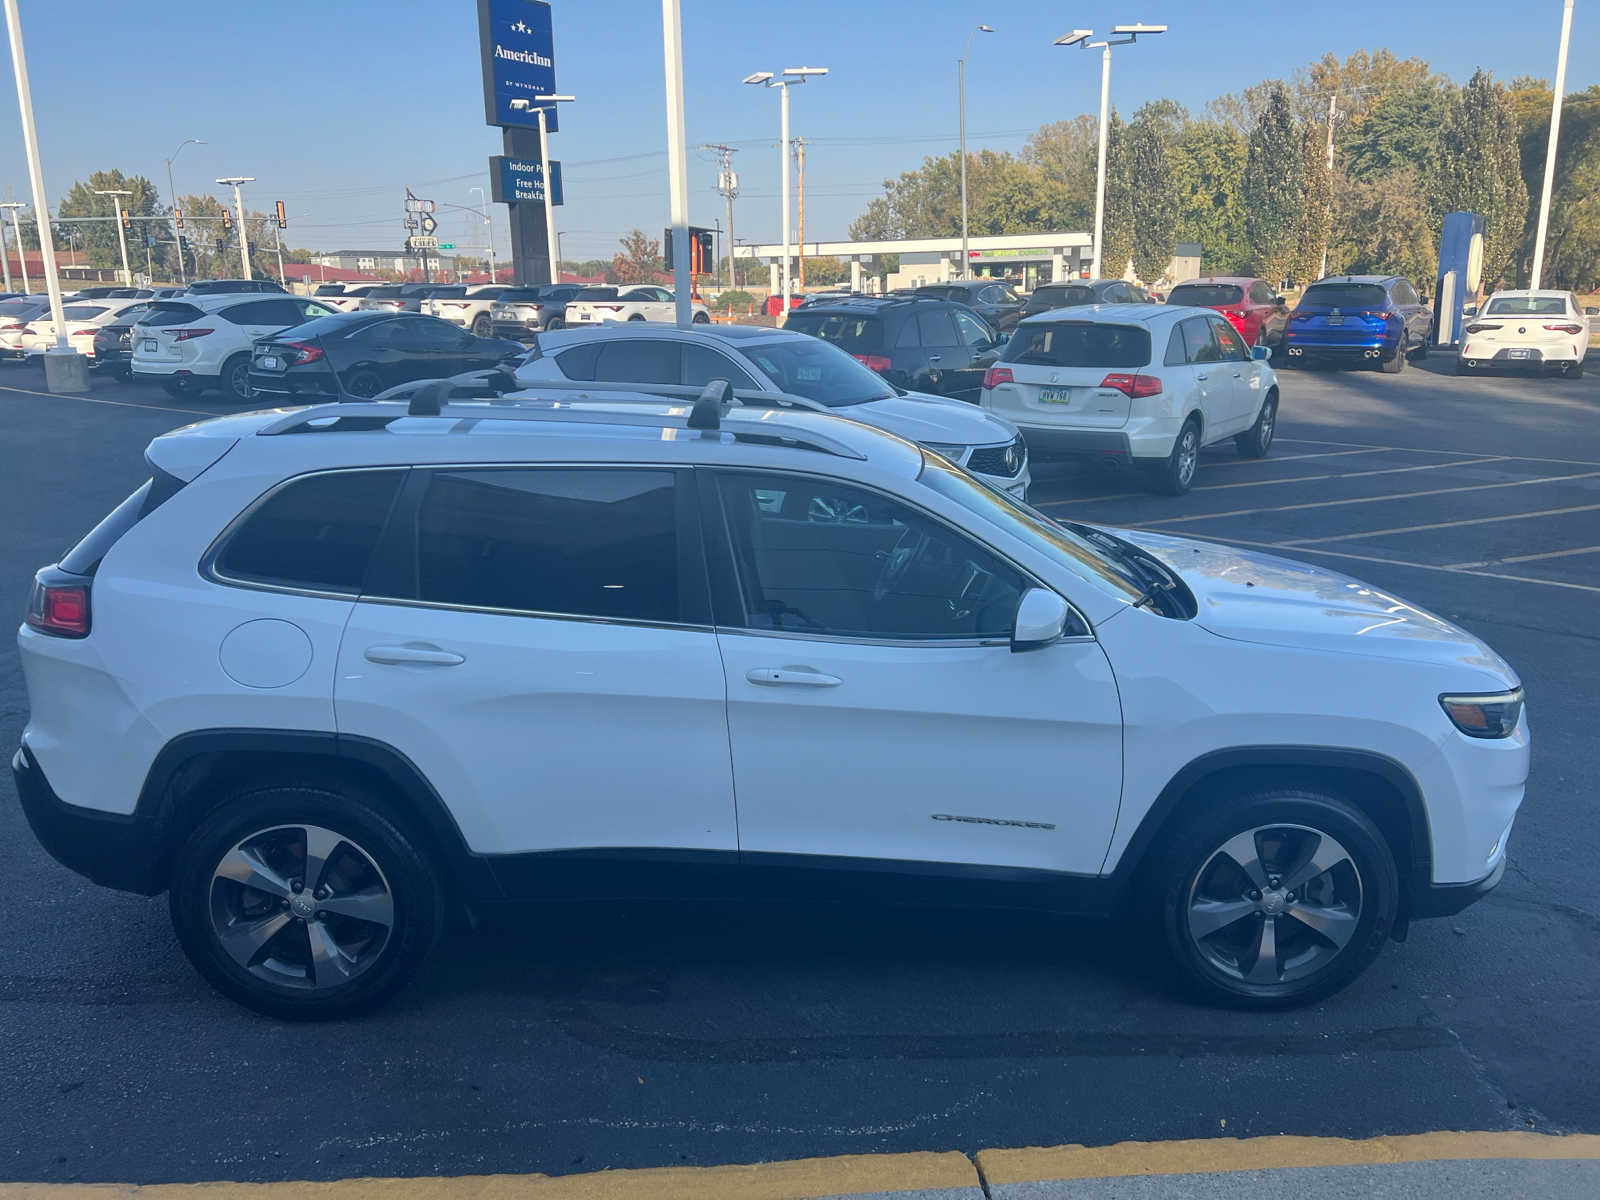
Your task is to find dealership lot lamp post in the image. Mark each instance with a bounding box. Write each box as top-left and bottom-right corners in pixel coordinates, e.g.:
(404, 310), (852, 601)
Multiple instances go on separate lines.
(958, 24), (993, 280)
(529, 95), (574, 285)
(94, 189), (133, 286)
(165, 138), (204, 285)
(216, 176), (254, 280)
(743, 67), (826, 312)
(1529, 0), (1575, 291)
(469, 185), (496, 282)
(1054, 24), (1165, 281)
(0, 201), (26, 293)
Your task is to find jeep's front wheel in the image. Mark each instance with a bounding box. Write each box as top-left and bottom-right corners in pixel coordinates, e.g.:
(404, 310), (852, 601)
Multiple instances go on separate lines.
(169, 783), (443, 1020)
(1152, 787), (1398, 1009)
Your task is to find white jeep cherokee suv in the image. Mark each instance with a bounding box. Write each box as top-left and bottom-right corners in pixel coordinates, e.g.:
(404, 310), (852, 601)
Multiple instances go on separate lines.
(15, 382), (1525, 1019)
(981, 303), (1279, 494)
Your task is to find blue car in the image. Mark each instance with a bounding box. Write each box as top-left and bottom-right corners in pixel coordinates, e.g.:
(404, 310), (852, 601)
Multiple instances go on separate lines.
(1281, 275), (1434, 374)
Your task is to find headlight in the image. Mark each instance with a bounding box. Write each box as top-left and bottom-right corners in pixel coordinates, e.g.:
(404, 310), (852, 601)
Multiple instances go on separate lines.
(922, 442), (966, 461)
(1439, 687), (1523, 739)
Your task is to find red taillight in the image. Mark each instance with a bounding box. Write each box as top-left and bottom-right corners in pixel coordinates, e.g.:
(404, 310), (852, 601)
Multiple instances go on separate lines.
(597, 304), (623, 311)
(170, 327), (213, 341)
(1463, 323), (1493, 334)
(0, 322), (23, 331)
(853, 354), (893, 372)
(1545, 323), (1585, 335)
(1224, 309), (1248, 320)
(70, 328), (95, 336)
(25, 580), (90, 638)
(281, 340), (323, 365)
(1100, 372), (1163, 398)
(983, 366), (1014, 389)
(1359, 310), (1397, 321)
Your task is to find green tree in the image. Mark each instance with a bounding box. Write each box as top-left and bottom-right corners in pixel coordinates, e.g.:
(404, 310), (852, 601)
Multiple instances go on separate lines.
(611, 229), (662, 283)
(1096, 111), (1134, 278)
(1241, 85), (1305, 282)
(1021, 115), (1097, 228)
(1171, 121), (1250, 273)
(1438, 69), (1529, 290)
(1128, 105), (1178, 283)
(1293, 124), (1334, 283)
(1343, 80), (1454, 184)
(53, 170), (167, 275)
(174, 193), (228, 279)
(1328, 167), (1437, 283)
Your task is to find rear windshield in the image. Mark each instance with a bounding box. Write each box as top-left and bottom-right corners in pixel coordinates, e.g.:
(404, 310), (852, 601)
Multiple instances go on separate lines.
(61, 305), (108, 320)
(1484, 295), (1567, 316)
(497, 289), (546, 302)
(1300, 283), (1389, 310)
(781, 311), (885, 354)
(576, 287), (619, 300)
(1002, 321), (1151, 368)
(363, 285), (405, 298)
(0, 299), (47, 319)
(1031, 285), (1095, 307)
(466, 286), (508, 298)
(137, 302), (205, 326)
(423, 285), (467, 298)
(1168, 284), (1244, 307)
(312, 285), (345, 295)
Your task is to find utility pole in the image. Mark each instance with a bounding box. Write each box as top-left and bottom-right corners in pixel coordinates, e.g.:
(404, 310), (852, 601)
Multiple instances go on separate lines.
(217, 176), (254, 279)
(1, 204), (29, 292)
(1318, 93), (1337, 281)
(794, 137), (807, 288)
(702, 143), (739, 288)
(94, 189), (133, 286)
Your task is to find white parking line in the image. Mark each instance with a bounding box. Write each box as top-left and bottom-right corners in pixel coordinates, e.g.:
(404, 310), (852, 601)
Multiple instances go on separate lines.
(1036, 449), (1409, 508)
(0, 380), (220, 418)
(1277, 436), (1600, 470)
(1444, 543), (1600, 569)
(1281, 502), (1600, 546)
(1139, 471), (1600, 527)
(1174, 530), (1600, 596)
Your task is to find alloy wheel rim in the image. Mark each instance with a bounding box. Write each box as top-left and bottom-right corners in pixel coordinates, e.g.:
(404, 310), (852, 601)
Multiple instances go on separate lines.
(1260, 401), (1275, 449)
(1178, 429), (1198, 485)
(1185, 823), (1363, 988)
(230, 362), (249, 397)
(208, 824), (394, 992)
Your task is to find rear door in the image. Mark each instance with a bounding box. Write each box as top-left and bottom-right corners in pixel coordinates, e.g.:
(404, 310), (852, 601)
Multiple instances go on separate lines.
(949, 307), (1000, 400)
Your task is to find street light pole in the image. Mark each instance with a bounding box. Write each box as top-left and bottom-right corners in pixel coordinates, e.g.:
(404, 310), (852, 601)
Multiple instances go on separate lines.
(958, 24), (993, 281)
(1055, 24), (1165, 282)
(743, 67), (827, 314)
(1529, 0), (1575, 291)
(0, 204), (28, 293)
(95, 189), (133, 286)
(469, 185), (495, 283)
(529, 95), (575, 286)
(216, 176), (254, 279)
(165, 138), (204, 286)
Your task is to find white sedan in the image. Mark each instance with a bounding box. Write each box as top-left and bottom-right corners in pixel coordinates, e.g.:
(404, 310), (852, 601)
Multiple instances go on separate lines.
(564, 284), (710, 325)
(21, 300), (149, 359)
(1459, 290), (1589, 378)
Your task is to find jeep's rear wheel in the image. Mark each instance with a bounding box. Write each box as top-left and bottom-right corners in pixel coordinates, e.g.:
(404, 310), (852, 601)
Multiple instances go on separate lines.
(170, 783), (442, 1020)
(1151, 787), (1398, 1009)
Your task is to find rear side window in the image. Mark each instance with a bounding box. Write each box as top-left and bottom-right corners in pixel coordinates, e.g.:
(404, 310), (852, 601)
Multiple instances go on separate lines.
(1002, 321), (1151, 368)
(1168, 284), (1244, 307)
(591, 339), (681, 383)
(1300, 284), (1388, 309)
(782, 312), (885, 355)
(412, 469), (682, 623)
(213, 470), (404, 594)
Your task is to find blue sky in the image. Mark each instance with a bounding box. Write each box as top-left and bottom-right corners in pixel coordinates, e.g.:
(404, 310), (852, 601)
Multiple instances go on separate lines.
(0, 0), (1591, 263)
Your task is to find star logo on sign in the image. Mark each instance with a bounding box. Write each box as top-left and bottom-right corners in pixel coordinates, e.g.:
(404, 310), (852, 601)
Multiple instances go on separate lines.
(511, 20), (530, 33)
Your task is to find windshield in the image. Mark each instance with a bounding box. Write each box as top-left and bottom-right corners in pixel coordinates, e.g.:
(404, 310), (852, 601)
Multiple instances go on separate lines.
(1002, 321), (1150, 368)
(1300, 283), (1388, 310)
(1169, 284), (1244, 307)
(742, 337), (895, 407)
(1484, 295), (1568, 316)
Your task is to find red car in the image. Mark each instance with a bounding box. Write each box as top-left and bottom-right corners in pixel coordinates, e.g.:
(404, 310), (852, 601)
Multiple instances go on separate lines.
(1166, 276), (1288, 349)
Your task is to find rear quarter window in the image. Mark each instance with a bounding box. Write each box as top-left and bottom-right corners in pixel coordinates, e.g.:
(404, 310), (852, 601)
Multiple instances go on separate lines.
(1002, 321), (1151, 368)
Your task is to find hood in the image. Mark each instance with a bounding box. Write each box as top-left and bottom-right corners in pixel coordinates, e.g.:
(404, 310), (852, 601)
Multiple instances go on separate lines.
(851, 391), (1018, 447)
(1116, 527), (1516, 677)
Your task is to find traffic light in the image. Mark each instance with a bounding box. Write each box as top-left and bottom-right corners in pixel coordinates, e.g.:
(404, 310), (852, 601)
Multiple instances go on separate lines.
(173, 209), (183, 230)
(120, 208), (131, 232)
(214, 237), (224, 254)
(221, 208), (232, 232)
(275, 200), (286, 229)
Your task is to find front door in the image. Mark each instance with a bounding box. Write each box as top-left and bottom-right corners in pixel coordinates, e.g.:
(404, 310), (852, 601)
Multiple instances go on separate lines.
(335, 465), (737, 861)
(704, 468), (1123, 877)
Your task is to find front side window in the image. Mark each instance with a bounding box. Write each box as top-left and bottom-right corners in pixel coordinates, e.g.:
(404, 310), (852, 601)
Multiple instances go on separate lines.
(952, 309), (994, 347)
(917, 310), (958, 346)
(1248, 282), (1273, 305)
(213, 470), (404, 594)
(413, 469), (681, 623)
(714, 471), (1025, 641)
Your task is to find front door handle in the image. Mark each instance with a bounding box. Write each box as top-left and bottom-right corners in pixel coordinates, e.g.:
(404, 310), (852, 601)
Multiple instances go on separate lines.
(746, 666), (842, 688)
(365, 644), (465, 666)
(1196, 372), (1210, 381)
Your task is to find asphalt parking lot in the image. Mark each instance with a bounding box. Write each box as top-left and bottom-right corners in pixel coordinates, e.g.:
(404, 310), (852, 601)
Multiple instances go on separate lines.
(0, 351), (1596, 1186)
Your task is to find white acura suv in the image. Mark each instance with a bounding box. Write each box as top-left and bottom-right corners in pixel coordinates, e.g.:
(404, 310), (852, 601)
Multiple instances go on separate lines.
(15, 381), (1525, 1019)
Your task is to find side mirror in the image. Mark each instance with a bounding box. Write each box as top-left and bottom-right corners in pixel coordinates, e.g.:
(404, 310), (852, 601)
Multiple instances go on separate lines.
(1273, 295), (1287, 306)
(996, 330), (1011, 344)
(1012, 588), (1071, 653)
(1251, 344), (1272, 361)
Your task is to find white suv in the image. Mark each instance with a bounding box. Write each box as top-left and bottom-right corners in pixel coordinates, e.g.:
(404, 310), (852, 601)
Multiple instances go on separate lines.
(424, 285), (511, 334)
(132, 294), (337, 402)
(15, 382), (1526, 1019)
(515, 323), (1032, 499)
(981, 304), (1280, 494)
(564, 284), (710, 325)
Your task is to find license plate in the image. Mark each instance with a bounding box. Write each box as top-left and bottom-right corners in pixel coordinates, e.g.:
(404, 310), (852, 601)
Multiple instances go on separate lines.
(259, 355), (281, 371)
(1326, 316), (1344, 326)
(1507, 348), (1531, 359)
(577, 313), (592, 321)
(142, 338), (157, 352)
(1037, 387), (1074, 404)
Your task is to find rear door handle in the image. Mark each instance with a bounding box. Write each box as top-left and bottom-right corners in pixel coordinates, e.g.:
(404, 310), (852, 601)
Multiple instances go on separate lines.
(1196, 372), (1209, 380)
(746, 667), (842, 688)
(364, 644), (465, 666)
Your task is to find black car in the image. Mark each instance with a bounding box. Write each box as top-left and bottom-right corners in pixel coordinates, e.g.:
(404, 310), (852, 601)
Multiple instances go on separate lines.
(91, 321), (136, 376)
(783, 296), (1006, 403)
(489, 284), (585, 338)
(914, 279), (1026, 331)
(1020, 278), (1151, 320)
(248, 311), (525, 400)
(184, 279), (288, 295)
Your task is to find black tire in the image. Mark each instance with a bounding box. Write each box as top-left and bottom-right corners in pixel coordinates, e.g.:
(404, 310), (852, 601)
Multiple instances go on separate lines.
(471, 314), (491, 336)
(220, 354), (252, 404)
(1379, 335), (1406, 373)
(627, 313), (647, 322)
(1566, 358), (1585, 379)
(545, 317), (564, 331)
(169, 781), (443, 1020)
(1407, 335), (1428, 361)
(1234, 390), (1277, 458)
(691, 311), (711, 324)
(1148, 417), (1202, 495)
(343, 367), (383, 398)
(1148, 785), (1399, 1010)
